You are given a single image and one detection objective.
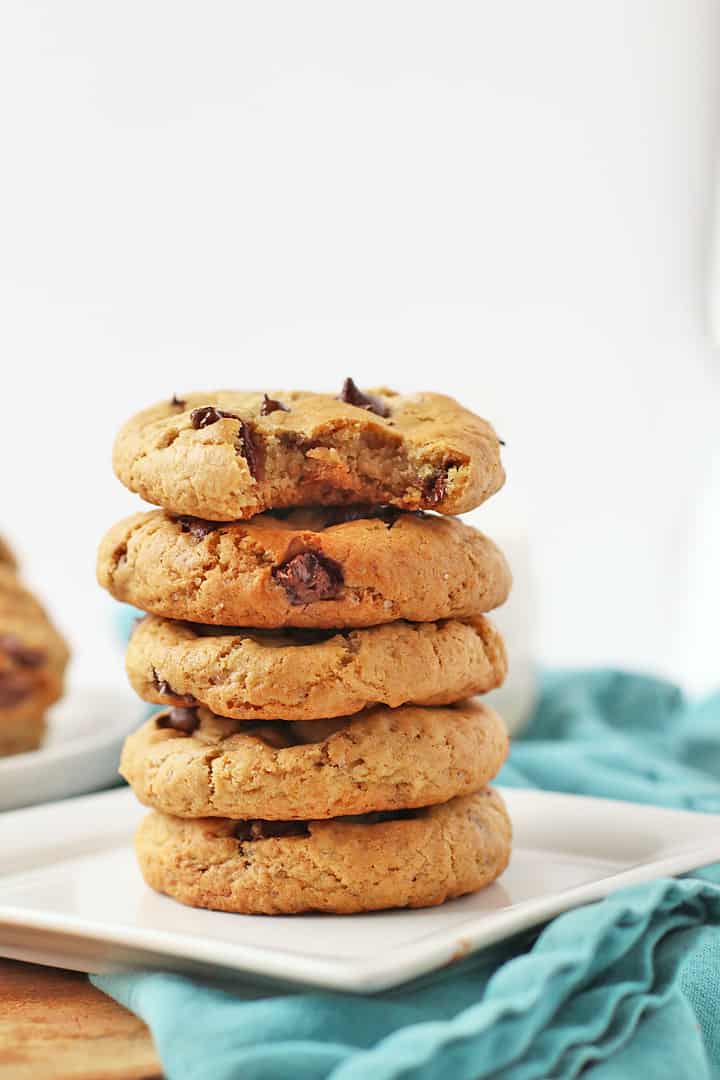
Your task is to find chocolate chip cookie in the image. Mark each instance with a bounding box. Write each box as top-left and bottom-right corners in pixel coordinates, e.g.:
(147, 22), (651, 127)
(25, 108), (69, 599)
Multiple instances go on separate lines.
(135, 788), (511, 914)
(126, 613), (507, 721)
(97, 508), (511, 628)
(0, 567), (70, 755)
(112, 385), (505, 520)
(120, 700), (508, 819)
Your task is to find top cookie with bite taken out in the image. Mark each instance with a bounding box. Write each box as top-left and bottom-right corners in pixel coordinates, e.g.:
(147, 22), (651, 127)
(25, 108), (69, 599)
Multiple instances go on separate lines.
(112, 381), (505, 520)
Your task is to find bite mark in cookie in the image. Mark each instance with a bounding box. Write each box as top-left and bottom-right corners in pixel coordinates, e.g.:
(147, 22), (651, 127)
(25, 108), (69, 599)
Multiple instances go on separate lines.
(112, 388), (505, 519)
(190, 407), (258, 479)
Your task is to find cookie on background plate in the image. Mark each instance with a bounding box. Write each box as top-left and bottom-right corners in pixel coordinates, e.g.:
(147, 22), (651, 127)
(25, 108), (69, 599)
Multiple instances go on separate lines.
(0, 535), (17, 571)
(126, 613), (507, 721)
(0, 566), (70, 755)
(135, 788), (512, 914)
(120, 700), (509, 820)
(112, 385), (505, 520)
(98, 508), (511, 629)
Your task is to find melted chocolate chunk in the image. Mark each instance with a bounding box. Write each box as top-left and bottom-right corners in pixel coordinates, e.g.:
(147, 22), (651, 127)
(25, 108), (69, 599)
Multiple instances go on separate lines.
(341, 808), (422, 825)
(260, 394), (289, 416)
(234, 819), (310, 842)
(422, 460), (461, 506)
(283, 627), (338, 645)
(152, 669), (197, 705)
(0, 634), (46, 668)
(236, 419), (258, 478)
(338, 377), (390, 418)
(423, 471), (447, 506)
(189, 407), (258, 478)
(174, 516), (221, 539)
(272, 551), (344, 605)
(322, 505), (402, 528)
(0, 671), (34, 707)
(170, 394), (186, 409)
(242, 721), (305, 749)
(156, 706), (200, 734)
(190, 405), (238, 429)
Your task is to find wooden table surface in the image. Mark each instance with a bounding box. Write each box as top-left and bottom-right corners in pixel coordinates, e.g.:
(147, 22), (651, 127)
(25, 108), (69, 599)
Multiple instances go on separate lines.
(0, 959), (162, 1080)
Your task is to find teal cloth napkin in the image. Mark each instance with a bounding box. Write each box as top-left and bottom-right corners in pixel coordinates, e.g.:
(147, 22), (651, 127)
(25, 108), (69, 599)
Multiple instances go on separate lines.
(93, 670), (720, 1079)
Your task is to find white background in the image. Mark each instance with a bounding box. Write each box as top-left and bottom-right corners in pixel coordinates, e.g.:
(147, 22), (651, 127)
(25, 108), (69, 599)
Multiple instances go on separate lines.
(1, 1), (718, 692)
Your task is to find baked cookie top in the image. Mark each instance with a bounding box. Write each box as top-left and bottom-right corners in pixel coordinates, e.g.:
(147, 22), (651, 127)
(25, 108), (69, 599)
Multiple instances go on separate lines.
(112, 385), (505, 520)
(126, 613), (507, 721)
(136, 788), (511, 914)
(97, 507), (511, 628)
(0, 566), (70, 719)
(120, 699), (509, 820)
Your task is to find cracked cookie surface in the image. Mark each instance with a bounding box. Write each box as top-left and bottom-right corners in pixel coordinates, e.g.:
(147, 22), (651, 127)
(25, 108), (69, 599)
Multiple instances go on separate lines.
(126, 613), (507, 720)
(0, 567), (69, 752)
(135, 788), (512, 913)
(112, 387), (505, 520)
(97, 508), (511, 628)
(120, 699), (509, 819)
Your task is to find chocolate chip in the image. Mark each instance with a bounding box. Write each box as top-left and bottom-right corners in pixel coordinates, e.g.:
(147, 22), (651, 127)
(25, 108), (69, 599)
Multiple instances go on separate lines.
(236, 419), (258, 478)
(152, 669), (197, 706)
(0, 671), (34, 707)
(322, 505), (402, 528)
(174, 516), (221, 539)
(156, 706), (200, 734)
(190, 405), (238, 429)
(0, 634), (46, 668)
(422, 460), (461, 506)
(498, 438), (506, 447)
(423, 471), (447, 506)
(170, 394), (186, 409)
(338, 377), (390, 418)
(260, 394), (289, 416)
(272, 551), (344, 605)
(283, 627), (338, 645)
(341, 808), (422, 825)
(189, 407), (258, 478)
(234, 819), (310, 842)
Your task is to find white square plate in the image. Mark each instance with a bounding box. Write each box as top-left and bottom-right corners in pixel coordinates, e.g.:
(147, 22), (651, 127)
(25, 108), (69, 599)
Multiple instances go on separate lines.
(0, 787), (718, 993)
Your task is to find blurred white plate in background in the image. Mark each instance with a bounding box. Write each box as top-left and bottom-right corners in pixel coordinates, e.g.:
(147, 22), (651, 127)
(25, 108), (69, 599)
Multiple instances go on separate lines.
(0, 686), (143, 812)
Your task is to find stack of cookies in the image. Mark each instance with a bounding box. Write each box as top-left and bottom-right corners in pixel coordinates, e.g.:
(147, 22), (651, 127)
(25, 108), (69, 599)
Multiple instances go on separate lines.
(0, 536), (69, 756)
(98, 383), (512, 914)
